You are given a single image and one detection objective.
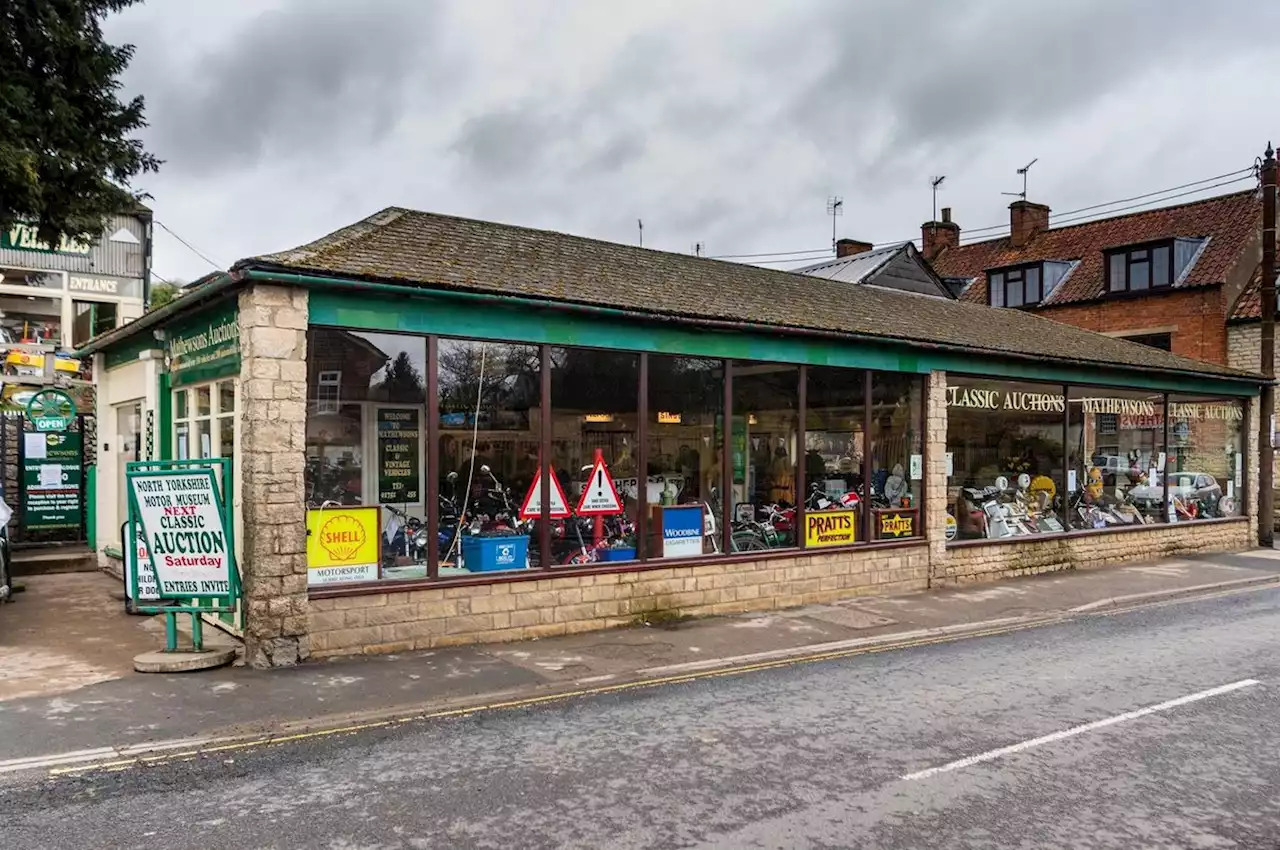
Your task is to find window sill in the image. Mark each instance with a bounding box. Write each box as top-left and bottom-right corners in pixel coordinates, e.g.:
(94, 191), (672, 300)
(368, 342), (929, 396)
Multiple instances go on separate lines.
(307, 537), (929, 599)
(946, 515), (1248, 548)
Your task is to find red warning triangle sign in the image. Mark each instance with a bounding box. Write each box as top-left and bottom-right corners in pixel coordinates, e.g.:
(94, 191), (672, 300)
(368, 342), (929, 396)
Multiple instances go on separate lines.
(576, 456), (624, 516)
(519, 467), (570, 520)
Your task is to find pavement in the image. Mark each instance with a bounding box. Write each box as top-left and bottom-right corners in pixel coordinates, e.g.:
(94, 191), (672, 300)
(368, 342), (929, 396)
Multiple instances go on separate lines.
(1, 548), (1279, 772)
(5, 566), (1280, 848)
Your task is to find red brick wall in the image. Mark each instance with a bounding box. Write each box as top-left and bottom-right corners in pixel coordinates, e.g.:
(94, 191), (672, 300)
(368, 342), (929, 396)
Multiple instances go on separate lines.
(1037, 288), (1227, 366)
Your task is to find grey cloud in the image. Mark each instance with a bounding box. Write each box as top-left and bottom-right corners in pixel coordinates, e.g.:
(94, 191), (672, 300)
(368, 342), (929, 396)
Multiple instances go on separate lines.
(787, 0), (1280, 171)
(140, 0), (446, 176)
(451, 109), (551, 177)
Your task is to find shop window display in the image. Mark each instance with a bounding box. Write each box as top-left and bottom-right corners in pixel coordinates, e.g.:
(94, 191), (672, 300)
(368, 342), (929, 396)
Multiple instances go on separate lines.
(1165, 395), (1244, 521)
(946, 378), (1065, 540)
(437, 339), (540, 575)
(731, 362), (799, 550)
(1067, 387), (1165, 529)
(646, 356), (723, 558)
(869, 373), (924, 540)
(805, 367), (867, 543)
(549, 347), (640, 565)
(305, 329), (427, 582)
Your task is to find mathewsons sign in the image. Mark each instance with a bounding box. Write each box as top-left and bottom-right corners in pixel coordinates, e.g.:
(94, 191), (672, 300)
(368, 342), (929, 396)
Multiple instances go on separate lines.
(128, 469), (233, 599)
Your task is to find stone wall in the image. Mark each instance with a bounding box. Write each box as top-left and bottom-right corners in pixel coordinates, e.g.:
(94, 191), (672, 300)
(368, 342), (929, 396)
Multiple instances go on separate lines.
(239, 284), (311, 668)
(310, 545), (932, 658)
(942, 520), (1252, 585)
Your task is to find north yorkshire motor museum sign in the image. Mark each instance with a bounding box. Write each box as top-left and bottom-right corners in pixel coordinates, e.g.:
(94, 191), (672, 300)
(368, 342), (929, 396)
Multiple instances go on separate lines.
(129, 469), (233, 599)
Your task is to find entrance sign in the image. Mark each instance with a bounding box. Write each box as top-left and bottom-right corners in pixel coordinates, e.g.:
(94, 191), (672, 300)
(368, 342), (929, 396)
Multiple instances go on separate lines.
(804, 510), (857, 547)
(519, 467), (570, 520)
(576, 454), (623, 516)
(306, 505), (381, 586)
(129, 468), (232, 599)
(26, 388), (77, 432)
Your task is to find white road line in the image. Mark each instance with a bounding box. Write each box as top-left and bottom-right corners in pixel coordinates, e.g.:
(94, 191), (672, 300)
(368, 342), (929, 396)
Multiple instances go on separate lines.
(0, 736), (220, 775)
(902, 678), (1260, 781)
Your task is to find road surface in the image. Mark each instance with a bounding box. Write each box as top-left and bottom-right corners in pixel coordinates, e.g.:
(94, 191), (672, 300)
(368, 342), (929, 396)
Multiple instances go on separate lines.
(4, 585), (1278, 849)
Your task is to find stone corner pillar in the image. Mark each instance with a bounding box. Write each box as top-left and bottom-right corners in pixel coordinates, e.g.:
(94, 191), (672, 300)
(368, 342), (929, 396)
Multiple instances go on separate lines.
(238, 284), (310, 668)
(924, 370), (948, 579)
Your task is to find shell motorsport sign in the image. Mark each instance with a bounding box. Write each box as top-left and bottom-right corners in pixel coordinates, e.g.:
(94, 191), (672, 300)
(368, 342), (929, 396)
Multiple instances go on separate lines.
(306, 506), (381, 585)
(128, 468), (233, 599)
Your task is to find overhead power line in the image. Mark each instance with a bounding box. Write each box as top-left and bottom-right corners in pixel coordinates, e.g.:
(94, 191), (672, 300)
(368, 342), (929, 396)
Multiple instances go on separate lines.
(155, 220), (223, 270)
(709, 247), (835, 260)
(1046, 175), (1255, 228)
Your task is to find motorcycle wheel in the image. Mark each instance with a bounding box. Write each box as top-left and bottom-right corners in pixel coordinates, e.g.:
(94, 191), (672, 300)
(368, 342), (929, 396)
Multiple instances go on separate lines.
(730, 532), (769, 553)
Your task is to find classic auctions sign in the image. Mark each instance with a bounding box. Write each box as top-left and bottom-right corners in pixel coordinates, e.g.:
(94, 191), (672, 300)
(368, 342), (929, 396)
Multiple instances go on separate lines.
(129, 470), (233, 599)
(804, 510), (857, 548)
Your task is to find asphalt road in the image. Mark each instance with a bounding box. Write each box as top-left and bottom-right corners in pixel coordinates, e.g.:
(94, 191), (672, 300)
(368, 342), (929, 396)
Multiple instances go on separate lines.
(5, 586), (1279, 849)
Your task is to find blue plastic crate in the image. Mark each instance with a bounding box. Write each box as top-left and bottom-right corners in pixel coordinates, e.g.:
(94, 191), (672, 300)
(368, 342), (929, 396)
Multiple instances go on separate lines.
(461, 535), (530, 572)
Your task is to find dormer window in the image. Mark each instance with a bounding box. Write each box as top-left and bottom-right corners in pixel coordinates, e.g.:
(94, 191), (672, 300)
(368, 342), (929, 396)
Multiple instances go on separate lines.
(987, 260), (1073, 308)
(1105, 238), (1206, 294)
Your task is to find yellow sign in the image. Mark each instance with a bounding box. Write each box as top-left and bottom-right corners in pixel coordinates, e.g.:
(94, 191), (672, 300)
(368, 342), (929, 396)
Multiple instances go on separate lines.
(804, 510), (857, 547)
(306, 506), (380, 586)
(877, 511), (916, 539)
(657, 411), (682, 424)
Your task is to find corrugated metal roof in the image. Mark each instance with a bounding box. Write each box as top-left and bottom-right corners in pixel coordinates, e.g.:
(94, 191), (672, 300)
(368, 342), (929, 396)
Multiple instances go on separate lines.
(793, 243), (904, 283)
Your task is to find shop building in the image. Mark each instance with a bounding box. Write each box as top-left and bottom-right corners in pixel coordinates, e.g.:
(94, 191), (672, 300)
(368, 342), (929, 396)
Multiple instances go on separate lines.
(1, 210), (152, 548)
(79, 207), (1263, 667)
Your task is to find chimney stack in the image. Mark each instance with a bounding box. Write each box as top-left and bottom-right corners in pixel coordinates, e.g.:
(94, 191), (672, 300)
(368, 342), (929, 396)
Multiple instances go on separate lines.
(921, 207), (960, 260)
(1009, 200), (1050, 248)
(835, 238), (875, 258)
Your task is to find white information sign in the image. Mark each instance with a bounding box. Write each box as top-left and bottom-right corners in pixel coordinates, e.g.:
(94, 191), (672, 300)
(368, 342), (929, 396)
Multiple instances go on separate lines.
(944, 452), (954, 477)
(24, 433), (46, 460)
(124, 523), (160, 602)
(129, 470), (232, 598)
(909, 454), (923, 481)
(1234, 453), (1243, 488)
(1067, 470), (1078, 493)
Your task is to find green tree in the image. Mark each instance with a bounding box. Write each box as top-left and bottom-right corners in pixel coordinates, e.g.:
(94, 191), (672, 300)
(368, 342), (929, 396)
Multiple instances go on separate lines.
(376, 351), (425, 402)
(1, 0), (160, 249)
(147, 280), (179, 309)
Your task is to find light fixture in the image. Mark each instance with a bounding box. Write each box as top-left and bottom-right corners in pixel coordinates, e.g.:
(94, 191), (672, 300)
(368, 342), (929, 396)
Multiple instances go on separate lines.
(582, 413), (614, 423)
(657, 411), (681, 424)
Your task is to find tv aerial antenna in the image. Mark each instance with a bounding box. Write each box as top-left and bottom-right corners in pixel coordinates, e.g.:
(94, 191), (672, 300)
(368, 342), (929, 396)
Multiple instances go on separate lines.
(826, 196), (844, 250)
(930, 176), (946, 223)
(1002, 158), (1038, 200)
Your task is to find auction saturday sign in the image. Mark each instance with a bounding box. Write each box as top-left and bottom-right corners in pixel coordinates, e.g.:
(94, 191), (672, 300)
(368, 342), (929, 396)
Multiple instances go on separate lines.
(129, 469), (233, 599)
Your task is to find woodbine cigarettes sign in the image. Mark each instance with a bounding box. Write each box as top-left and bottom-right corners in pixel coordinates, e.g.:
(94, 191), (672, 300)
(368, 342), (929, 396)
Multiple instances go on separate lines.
(129, 470), (232, 599)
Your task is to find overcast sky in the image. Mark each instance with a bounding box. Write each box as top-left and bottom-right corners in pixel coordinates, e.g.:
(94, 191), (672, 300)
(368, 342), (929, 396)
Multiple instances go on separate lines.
(104, 0), (1280, 283)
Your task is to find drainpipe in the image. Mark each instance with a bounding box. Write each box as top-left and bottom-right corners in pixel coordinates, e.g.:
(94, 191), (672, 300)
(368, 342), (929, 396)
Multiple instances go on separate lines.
(1260, 143), (1276, 547)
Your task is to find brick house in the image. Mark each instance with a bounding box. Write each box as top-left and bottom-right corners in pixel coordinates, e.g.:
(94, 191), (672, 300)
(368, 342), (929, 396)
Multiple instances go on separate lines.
(923, 191), (1263, 366)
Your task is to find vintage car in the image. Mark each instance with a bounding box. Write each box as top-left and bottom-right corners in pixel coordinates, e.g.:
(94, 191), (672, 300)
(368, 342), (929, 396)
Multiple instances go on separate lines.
(1126, 471), (1228, 517)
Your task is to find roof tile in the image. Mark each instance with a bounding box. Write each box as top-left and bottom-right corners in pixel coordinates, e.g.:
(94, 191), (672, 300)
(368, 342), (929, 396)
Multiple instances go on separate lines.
(934, 190), (1259, 308)
(240, 207), (1258, 381)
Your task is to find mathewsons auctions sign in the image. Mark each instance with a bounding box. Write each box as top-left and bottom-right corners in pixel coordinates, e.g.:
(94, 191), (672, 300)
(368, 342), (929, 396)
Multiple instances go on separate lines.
(167, 300), (241, 386)
(129, 470), (233, 599)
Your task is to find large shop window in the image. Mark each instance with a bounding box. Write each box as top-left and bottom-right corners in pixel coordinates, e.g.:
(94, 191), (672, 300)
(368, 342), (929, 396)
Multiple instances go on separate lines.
(437, 339), (540, 576)
(302, 334), (927, 590)
(1068, 387), (1167, 528)
(1166, 395), (1245, 520)
(731, 362), (798, 551)
(946, 379), (1246, 543)
(647, 356), (723, 557)
(946, 378), (1066, 540)
(550, 346), (639, 565)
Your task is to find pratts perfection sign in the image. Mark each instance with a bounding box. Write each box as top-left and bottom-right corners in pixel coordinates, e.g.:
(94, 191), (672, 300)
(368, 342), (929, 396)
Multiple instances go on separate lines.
(804, 509), (858, 547)
(129, 469), (232, 599)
